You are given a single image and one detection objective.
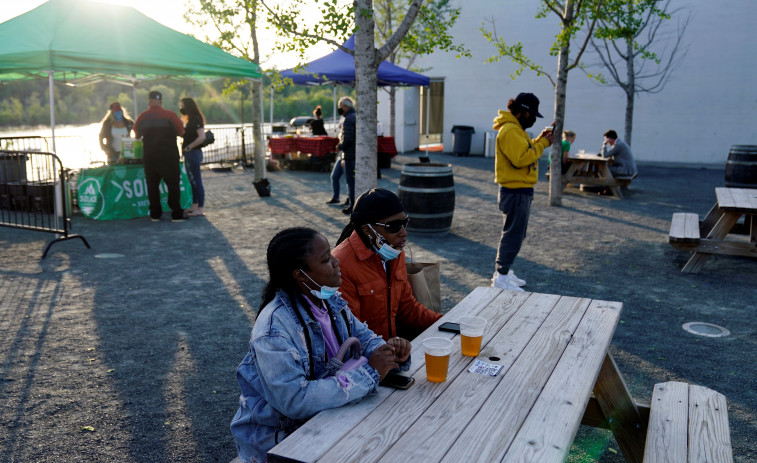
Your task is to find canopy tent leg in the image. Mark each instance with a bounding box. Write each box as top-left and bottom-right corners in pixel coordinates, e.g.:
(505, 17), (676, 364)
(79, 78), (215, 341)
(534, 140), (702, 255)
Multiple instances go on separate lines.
(425, 84), (430, 158)
(333, 86), (337, 131)
(270, 86), (274, 136)
(133, 85), (138, 119)
(48, 71), (56, 154)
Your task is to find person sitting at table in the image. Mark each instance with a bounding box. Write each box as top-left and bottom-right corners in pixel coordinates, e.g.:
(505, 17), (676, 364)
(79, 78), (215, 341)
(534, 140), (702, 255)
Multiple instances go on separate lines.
(98, 102), (134, 165)
(561, 130), (576, 174)
(230, 227), (410, 463)
(601, 129), (638, 178)
(334, 188), (443, 340)
(309, 105), (328, 136)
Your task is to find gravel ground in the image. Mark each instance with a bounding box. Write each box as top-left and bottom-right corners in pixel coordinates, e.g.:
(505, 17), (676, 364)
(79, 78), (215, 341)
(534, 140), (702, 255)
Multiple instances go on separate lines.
(1, 151), (755, 462)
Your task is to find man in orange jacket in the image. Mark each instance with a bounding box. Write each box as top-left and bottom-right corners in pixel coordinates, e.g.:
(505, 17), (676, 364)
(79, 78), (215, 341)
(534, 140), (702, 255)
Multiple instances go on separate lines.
(333, 189), (442, 340)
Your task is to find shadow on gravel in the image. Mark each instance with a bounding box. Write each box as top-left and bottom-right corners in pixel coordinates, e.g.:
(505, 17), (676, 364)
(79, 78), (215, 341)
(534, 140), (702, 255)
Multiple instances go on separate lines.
(87, 218), (263, 462)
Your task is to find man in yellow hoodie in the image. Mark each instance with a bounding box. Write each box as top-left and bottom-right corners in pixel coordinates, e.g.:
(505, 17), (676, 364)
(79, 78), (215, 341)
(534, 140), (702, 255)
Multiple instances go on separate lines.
(491, 93), (554, 291)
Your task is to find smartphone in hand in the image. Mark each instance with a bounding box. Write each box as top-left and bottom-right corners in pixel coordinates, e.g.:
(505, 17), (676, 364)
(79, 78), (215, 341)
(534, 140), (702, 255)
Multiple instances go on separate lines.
(379, 372), (415, 390)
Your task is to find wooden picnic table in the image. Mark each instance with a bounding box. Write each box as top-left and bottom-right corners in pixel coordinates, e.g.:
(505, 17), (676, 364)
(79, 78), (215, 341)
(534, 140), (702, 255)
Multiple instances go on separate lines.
(670, 187), (757, 273)
(268, 287), (651, 463)
(561, 151), (634, 198)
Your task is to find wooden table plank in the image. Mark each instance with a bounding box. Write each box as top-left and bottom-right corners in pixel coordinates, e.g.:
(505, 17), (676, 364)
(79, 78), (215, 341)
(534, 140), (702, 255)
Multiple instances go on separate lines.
(376, 293), (562, 462)
(317, 290), (535, 463)
(267, 287), (504, 463)
(503, 300), (622, 462)
(440, 295), (593, 463)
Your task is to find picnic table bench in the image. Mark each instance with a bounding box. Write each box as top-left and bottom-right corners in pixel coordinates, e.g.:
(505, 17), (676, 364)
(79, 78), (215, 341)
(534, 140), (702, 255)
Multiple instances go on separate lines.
(644, 381), (732, 462)
(669, 187), (757, 272)
(552, 151), (637, 198)
(264, 287), (732, 463)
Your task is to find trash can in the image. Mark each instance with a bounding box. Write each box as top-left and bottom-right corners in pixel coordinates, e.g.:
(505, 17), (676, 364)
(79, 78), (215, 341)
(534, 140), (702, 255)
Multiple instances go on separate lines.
(450, 125), (475, 156)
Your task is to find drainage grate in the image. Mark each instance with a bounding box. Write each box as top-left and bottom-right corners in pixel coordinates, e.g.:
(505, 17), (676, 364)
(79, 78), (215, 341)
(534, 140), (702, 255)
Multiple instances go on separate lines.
(682, 322), (730, 338)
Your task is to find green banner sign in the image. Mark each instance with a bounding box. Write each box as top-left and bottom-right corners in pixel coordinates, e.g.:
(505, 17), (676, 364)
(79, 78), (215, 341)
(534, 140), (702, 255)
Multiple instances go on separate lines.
(77, 163), (192, 220)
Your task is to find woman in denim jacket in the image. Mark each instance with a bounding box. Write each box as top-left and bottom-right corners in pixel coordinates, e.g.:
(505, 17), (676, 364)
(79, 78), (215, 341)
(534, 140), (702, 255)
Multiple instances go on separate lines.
(231, 227), (411, 462)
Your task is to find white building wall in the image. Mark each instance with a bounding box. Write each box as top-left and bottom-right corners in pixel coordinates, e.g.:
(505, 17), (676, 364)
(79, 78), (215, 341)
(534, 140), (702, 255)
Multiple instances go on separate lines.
(379, 0), (757, 165)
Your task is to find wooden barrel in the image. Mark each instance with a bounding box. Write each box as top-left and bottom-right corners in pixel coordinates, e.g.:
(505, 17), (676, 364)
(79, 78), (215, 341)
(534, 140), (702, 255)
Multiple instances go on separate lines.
(725, 145), (757, 187)
(398, 163), (454, 233)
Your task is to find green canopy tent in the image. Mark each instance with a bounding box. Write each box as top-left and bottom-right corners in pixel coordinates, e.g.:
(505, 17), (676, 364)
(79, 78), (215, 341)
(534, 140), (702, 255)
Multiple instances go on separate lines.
(0, 0), (262, 152)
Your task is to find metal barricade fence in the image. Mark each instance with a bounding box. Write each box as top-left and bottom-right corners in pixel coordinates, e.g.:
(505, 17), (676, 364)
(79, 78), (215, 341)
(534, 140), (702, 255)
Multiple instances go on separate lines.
(0, 136), (50, 152)
(201, 125), (256, 167)
(0, 149), (90, 258)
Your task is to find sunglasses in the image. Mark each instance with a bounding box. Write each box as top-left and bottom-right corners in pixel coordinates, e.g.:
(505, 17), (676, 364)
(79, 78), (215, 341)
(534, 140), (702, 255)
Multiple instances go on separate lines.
(374, 217), (409, 233)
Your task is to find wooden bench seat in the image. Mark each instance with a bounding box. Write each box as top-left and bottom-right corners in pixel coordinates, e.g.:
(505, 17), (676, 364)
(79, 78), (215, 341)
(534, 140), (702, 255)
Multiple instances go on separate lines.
(615, 172), (638, 187)
(669, 213), (701, 248)
(643, 381), (733, 463)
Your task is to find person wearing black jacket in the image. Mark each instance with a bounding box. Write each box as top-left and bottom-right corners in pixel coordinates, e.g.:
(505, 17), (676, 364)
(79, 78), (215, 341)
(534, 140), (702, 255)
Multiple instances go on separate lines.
(337, 97), (356, 215)
(309, 105), (328, 136)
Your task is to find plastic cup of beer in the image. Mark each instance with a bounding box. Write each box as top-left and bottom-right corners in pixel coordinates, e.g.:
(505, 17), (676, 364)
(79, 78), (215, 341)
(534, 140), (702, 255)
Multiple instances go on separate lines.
(459, 316), (487, 357)
(423, 337), (453, 383)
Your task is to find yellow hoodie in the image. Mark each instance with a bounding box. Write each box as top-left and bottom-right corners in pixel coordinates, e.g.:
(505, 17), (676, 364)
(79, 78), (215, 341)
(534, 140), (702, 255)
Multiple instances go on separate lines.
(492, 110), (550, 189)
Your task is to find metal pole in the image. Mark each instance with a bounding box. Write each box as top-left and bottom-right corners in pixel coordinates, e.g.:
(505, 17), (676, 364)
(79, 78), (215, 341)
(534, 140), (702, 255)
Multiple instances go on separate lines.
(333, 86), (337, 131)
(269, 86), (274, 135)
(133, 85), (138, 118)
(48, 71), (56, 154)
(425, 85), (430, 157)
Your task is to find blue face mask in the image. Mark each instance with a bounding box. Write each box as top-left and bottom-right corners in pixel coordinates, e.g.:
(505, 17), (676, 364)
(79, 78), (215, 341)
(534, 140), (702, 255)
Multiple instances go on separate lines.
(300, 270), (339, 300)
(113, 110), (123, 121)
(367, 225), (402, 261)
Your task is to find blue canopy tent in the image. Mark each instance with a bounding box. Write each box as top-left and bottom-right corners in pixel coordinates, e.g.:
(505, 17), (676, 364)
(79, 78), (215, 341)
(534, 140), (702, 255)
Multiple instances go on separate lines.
(280, 36), (429, 87)
(278, 36), (431, 151)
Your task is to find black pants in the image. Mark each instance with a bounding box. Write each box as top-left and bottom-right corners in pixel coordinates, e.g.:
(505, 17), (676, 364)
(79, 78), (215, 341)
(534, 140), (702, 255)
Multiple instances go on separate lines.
(144, 156), (183, 220)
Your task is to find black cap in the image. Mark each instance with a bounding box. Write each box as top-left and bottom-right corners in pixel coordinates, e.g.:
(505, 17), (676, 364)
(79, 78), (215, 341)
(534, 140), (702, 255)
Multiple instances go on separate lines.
(513, 93), (543, 118)
(148, 90), (162, 101)
(351, 188), (404, 225)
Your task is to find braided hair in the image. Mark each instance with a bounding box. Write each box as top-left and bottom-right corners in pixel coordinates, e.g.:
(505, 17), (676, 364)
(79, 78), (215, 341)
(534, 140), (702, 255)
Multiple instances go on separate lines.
(260, 227), (319, 312)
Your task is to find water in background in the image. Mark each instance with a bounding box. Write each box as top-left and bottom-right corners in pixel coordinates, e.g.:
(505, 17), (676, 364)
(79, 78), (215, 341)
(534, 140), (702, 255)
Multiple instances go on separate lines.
(0, 121), (339, 170)
(0, 123), (104, 169)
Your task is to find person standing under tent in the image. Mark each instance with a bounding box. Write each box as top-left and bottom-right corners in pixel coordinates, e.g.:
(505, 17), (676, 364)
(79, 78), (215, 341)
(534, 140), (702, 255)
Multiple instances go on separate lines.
(180, 97), (206, 217)
(99, 102), (134, 165)
(133, 90), (187, 222)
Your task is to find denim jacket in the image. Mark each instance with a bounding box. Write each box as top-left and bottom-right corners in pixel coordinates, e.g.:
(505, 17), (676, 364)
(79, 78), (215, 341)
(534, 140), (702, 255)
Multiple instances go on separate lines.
(230, 289), (385, 462)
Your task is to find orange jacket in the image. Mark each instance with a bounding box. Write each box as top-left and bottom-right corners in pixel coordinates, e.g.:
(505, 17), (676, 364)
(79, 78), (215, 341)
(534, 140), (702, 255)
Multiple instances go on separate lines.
(332, 231), (442, 340)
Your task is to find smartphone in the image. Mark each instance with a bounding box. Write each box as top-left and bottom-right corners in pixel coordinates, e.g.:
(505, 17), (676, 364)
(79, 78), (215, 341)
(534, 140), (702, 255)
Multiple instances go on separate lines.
(438, 322), (461, 334)
(380, 372), (415, 390)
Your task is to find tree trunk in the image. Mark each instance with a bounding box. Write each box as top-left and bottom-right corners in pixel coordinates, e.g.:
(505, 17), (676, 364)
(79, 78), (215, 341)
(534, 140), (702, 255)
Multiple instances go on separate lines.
(389, 86), (396, 137)
(249, 4), (266, 181)
(548, 1), (574, 207)
(624, 37), (634, 147)
(251, 80), (266, 181)
(354, 0), (379, 197)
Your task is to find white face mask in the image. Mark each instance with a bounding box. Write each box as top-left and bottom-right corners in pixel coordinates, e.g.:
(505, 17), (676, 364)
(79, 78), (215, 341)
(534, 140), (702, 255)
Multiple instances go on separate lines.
(300, 269), (339, 300)
(367, 225), (401, 261)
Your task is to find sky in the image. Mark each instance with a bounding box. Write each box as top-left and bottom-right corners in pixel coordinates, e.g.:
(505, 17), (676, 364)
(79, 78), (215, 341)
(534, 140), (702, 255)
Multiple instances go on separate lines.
(0, 0), (336, 70)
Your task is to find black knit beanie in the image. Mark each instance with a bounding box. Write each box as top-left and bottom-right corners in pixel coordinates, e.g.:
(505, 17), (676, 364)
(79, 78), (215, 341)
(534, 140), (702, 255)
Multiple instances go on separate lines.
(336, 188), (404, 244)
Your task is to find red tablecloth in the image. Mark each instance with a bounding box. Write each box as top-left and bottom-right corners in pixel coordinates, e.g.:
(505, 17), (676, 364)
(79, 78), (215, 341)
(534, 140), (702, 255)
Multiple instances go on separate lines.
(377, 136), (397, 158)
(268, 136), (339, 158)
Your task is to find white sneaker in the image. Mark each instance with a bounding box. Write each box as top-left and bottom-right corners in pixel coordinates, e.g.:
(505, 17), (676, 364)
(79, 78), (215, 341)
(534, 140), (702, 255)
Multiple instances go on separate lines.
(491, 272), (524, 292)
(507, 270), (526, 287)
